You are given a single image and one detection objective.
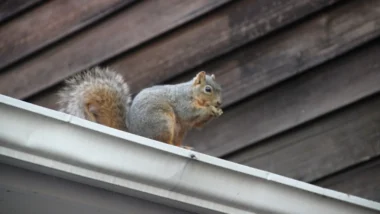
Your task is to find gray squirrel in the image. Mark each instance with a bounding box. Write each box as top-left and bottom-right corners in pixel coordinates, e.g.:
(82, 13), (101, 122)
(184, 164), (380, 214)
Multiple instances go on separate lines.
(58, 67), (223, 149)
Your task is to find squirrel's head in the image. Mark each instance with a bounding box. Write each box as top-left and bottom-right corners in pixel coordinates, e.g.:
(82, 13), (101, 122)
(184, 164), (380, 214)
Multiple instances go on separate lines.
(192, 71), (222, 108)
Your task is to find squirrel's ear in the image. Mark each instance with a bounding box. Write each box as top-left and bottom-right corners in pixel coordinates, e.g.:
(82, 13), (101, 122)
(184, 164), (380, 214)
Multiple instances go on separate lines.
(193, 71), (206, 85)
(211, 74), (215, 80)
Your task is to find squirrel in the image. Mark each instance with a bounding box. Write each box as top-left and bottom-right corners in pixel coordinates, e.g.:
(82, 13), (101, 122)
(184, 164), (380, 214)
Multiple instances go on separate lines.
(57, 67), (223, 149)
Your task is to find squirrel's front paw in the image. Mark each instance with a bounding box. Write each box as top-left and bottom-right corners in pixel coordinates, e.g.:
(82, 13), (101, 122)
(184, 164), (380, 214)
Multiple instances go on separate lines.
(210, 106), (223, 117)
(216, 108), (223, 116)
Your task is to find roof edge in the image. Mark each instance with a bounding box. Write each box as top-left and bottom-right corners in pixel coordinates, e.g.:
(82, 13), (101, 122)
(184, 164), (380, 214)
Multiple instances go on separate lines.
(0, 94), (379, 214)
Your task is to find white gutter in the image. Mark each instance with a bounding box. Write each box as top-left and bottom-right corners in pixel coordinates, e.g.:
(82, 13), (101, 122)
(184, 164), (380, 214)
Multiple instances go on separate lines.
(0, 94), (379, 214)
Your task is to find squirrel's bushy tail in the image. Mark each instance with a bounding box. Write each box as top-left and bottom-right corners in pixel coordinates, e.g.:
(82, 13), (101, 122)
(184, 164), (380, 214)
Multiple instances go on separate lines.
(57, 67), (131, 130)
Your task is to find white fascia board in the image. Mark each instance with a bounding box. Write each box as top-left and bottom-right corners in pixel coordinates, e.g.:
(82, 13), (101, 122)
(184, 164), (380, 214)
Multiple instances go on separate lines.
(0, 94), (379, 214)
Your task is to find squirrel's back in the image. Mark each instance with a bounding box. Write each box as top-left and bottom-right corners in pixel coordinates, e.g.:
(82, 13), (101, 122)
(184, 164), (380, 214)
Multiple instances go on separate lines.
(57, 67), (131, 130)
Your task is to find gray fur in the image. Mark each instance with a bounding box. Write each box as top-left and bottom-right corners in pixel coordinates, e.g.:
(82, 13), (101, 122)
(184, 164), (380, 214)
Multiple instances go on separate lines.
(57, 67), (131, 122)
(128, 74), (222, 141)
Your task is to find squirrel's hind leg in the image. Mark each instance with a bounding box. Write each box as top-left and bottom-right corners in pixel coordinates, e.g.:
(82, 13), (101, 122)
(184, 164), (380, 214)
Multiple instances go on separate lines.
(154, 110), (176, 146)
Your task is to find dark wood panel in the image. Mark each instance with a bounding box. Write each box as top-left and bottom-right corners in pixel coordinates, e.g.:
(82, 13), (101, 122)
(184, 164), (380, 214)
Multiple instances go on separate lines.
(26, 84), (63, 110)
(28, 0), (341, 109)
(0, 0), (136, 70)
(227, 93), (380, 183)
(184, 38), (380, 157)
(0, 0), (231, 99)
(170, 0), (380, 108)
(109, 0), (339, 96)
(0, 0), (44, 24)
(316, 158), (380, 202)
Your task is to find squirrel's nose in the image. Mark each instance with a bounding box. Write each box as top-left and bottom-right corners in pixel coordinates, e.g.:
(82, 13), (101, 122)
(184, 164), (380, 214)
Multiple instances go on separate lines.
(216, 101), (221, 107)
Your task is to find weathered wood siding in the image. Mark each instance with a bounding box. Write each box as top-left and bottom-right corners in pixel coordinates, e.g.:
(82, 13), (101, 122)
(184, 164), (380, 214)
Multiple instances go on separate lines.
(0, 0), (379, 202)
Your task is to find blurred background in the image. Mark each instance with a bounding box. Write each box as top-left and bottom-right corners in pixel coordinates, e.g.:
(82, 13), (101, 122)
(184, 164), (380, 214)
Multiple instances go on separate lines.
(0, 0), (379, 202)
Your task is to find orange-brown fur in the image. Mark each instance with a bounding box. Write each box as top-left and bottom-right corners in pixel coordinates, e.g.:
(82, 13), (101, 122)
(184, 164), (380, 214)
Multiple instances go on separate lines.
(156, 110), (189, 147)
(163, 110), (176, 145)
(84, 87), (126, 130)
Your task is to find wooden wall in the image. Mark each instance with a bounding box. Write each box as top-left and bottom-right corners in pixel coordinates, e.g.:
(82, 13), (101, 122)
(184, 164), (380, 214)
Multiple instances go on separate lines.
(1, 0), (379, 203)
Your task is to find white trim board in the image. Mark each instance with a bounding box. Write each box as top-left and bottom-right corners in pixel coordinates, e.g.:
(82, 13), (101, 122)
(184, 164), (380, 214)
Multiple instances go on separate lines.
(0, 94), (379, 214)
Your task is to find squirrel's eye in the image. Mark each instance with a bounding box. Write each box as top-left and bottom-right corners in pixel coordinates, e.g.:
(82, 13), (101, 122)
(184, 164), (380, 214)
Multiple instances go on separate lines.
(204, 85), (212, 93)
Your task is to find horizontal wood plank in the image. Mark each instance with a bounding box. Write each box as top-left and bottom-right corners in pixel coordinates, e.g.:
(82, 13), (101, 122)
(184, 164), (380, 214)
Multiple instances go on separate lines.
(109, 0), (339, 96)
(0, 0), (136, 70)
(0, 0), (44, 24)
(0, 0), (231, 99)
(28, 0), (340, 109)
(184, 38), (380, 157)
(169, 0), (380, 108)
(316, 158), (380, 202)
(26, 83), (63, 110)
(227, 93), (380, 183)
